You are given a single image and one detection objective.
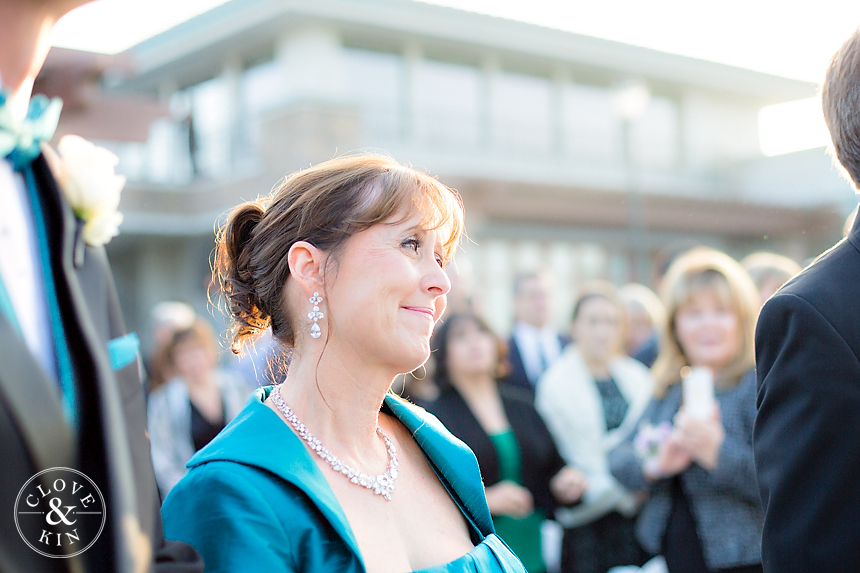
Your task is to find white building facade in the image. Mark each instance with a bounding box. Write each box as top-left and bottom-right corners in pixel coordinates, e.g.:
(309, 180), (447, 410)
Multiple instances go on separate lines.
(90, 0), (852, 340)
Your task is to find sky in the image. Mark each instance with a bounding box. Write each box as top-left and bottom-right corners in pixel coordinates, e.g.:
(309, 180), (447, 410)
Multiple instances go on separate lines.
(50, 0), (232, 55)
(51, 0), (860, 155)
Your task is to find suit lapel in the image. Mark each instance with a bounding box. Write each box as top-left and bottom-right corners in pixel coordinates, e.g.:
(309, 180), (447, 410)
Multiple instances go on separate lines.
(507, 338), (527, 383)
(0, 310), (74, 469)
(31, 155), (143, 572)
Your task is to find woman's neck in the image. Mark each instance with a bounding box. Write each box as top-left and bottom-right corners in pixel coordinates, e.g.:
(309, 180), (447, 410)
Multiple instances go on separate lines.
(583, 354), (611, 380)
(276, 345), (396, 466)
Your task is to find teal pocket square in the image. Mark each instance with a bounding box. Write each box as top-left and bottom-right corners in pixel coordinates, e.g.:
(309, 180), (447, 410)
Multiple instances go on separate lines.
(107, 333), (140, 371)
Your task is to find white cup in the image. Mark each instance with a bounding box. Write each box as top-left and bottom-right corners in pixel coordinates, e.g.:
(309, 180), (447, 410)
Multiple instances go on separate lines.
(682, 367), (715, 420)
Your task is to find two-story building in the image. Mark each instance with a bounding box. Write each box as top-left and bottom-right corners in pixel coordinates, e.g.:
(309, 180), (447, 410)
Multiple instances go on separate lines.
(45, 0), (853, 339)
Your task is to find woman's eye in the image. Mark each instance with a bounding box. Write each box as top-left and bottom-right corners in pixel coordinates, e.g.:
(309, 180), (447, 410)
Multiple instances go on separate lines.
(402, 238), (420, 253)
(435, 253), (445, 268)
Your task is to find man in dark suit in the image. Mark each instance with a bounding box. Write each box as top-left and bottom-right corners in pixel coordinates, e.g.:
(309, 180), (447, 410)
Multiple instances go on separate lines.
(506, 273), (568, 397)
(754, 28), (860, 572)
(0, 2), (202, 571)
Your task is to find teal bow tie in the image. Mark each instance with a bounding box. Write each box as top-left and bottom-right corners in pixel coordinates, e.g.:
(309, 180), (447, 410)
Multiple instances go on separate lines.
(0, 91), (62, 170)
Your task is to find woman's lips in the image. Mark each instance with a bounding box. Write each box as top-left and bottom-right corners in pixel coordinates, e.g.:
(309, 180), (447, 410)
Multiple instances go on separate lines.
(402, 306), (435, 319)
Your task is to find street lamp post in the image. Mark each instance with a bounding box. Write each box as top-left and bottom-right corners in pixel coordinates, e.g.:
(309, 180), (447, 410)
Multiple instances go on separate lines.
(612, 80), (651, 284)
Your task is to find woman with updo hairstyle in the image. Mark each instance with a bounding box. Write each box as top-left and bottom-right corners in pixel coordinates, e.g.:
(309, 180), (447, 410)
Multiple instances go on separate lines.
(422, 313), (587, 573)
(535, 281), (653, 573)
(609, 247), (763, 573)
(161, 154), (527, 573)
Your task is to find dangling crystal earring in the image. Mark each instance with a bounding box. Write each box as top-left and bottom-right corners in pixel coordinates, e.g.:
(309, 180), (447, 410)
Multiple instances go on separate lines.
(308, 292), (324, 339)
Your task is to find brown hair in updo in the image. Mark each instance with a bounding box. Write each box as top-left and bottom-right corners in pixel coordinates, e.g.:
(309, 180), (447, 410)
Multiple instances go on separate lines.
(215, 154), (464, 354)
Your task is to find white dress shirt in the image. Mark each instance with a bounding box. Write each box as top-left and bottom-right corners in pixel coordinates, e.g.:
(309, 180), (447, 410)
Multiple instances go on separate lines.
(0, 156), (57, 379)
(512, 321), (563, 385)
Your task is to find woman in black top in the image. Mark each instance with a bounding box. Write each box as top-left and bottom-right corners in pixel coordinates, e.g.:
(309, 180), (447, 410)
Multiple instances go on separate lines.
(421, 312), (586, 573)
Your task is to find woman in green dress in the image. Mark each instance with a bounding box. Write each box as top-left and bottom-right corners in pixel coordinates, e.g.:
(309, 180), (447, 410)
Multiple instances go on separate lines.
(161, 155), (526, 572)
(421, 313), (587, 572)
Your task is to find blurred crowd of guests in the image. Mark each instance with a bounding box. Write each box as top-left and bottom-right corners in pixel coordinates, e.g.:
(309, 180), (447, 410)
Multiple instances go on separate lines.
(401, 247), (799, 573)
(141, 302), (287, 496)
(143, 246), (802, 573)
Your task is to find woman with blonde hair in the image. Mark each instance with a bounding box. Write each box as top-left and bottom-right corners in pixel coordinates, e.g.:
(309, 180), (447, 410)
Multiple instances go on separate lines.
(536, 281), (653, 573)
(161, 154), (527, 572)
(609, 247), (763, 573)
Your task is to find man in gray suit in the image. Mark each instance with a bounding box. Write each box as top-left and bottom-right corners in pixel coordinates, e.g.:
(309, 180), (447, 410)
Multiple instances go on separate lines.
(0, 1), (202, 571)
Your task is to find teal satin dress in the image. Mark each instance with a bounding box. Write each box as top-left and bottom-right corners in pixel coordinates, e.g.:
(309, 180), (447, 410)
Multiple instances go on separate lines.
(417, 534), (521, 572)
(162, 387), (525, 573)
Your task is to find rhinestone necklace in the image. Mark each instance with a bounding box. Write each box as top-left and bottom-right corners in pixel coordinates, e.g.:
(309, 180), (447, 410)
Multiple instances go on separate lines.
(269, 386), (399, 500)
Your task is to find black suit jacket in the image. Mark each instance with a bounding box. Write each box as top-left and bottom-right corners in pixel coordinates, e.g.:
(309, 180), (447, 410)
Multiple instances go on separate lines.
(754, 212), (860, 572)
(505, 331), (570, 397)
(421, 384), (567, 517)
(0, 156), (202, 572)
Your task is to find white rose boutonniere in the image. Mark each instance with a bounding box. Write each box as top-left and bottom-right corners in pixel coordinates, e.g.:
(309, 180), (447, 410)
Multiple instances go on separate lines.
(43, 134), (126, 247)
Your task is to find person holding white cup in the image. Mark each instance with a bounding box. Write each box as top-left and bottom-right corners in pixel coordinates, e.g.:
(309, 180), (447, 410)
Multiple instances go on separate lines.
(609, 247), (763, 573)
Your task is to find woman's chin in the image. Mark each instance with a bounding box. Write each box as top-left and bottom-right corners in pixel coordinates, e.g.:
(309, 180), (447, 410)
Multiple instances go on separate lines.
(394, 346), (431, 375)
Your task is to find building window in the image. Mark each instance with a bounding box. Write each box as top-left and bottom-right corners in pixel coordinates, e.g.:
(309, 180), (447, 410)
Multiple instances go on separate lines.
(414, 58), (481, 148)
(343, 48), (403, 140)
(492, 71), (552, 155)
(562, 83), (620, 164)
(630, 95), (680, 168)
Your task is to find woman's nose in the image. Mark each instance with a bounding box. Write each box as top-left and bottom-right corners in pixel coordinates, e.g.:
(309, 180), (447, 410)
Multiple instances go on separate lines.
(423, 258), (451, 296)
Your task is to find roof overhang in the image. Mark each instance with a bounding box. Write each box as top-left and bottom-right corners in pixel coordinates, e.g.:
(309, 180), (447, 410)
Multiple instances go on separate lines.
(117, 0), (814, 105)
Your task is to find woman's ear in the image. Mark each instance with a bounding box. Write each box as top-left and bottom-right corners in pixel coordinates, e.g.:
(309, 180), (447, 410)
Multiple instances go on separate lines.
(287, 241), (325, 295)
